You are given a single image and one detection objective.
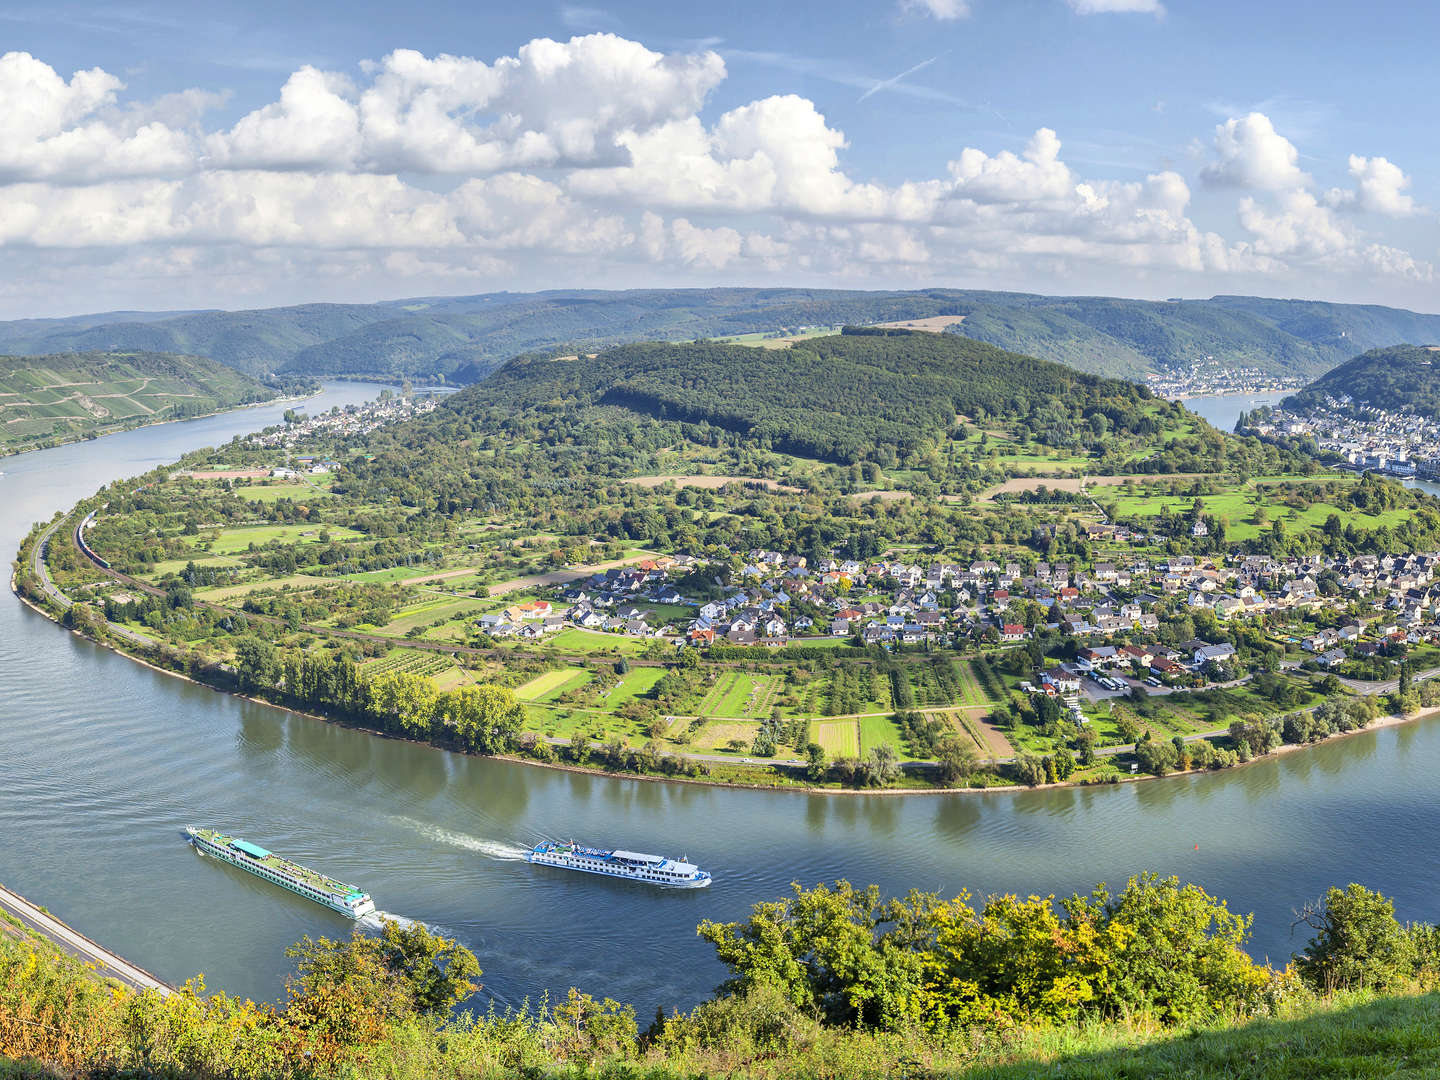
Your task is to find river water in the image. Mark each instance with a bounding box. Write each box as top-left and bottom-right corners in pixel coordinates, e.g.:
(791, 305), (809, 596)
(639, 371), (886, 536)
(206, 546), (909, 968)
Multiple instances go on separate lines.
(3, 384), (1439, 1015)
(1181, 391), (1287, 433)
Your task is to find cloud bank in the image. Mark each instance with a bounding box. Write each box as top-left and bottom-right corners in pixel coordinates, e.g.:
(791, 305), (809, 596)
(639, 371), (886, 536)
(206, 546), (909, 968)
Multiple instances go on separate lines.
(0, 36), (1429, 315)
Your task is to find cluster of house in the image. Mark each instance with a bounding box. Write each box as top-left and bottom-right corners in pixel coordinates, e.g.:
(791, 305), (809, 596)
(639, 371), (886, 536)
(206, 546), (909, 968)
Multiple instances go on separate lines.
(481, 556), (691, 640)
(476, 600), (565, 639)
(483, 542), (1440, 690)
(246, 396), (439, 450)
(1072, 640), (1237, 679)
(1145, 362), (1302, 399)
(1250, 397), (1440, 480)
(270, 456), (339, 479)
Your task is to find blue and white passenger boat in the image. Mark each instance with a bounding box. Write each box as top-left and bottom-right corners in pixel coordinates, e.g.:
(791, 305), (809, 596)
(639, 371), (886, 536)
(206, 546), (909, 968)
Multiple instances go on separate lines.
(526, 840), (711, 888)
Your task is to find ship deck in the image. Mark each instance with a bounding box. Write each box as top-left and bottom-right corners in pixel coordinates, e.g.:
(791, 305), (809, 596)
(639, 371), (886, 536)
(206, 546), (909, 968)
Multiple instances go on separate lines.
(196, 830), (364, 898)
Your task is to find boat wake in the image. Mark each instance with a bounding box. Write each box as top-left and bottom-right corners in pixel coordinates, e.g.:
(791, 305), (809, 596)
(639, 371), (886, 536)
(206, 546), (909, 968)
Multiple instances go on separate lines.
(359, 910), (455, 937)
(390, 817), (530, 861)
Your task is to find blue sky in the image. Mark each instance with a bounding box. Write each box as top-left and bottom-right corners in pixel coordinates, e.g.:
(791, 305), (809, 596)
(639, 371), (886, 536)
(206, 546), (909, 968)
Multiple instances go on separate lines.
(1, 0), (1436, 317)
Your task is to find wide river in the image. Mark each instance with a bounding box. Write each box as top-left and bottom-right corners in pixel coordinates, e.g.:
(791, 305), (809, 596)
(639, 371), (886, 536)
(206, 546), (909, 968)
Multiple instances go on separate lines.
(2, 386), (1438, 1015)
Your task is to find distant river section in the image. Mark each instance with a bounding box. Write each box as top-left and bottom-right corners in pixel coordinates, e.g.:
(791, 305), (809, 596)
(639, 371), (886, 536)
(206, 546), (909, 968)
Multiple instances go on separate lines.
(1180, 392), (1288, 433)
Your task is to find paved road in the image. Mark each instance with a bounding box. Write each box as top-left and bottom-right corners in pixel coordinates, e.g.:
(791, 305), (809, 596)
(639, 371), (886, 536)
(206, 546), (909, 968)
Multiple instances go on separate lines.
(29, 515), (72, 610)
(1337, 666), (1440, 696)
(28, 512), (154, 648)
(0, 882), (172, 996)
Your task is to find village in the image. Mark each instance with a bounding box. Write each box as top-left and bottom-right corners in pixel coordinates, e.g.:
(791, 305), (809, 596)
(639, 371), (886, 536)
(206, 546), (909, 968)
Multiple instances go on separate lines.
(1248, 395), (1440, 480)
(1145, 359), (1304, 401)
(245, 392), (441, 450)
(471, 542), (1440, 715)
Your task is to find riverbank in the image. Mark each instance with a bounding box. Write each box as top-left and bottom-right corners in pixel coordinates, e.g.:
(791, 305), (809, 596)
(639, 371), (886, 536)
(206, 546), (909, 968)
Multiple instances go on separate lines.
(15, 554), (1430, 800)
(0, 882), (172, 996)
(0, 385), (318, 462)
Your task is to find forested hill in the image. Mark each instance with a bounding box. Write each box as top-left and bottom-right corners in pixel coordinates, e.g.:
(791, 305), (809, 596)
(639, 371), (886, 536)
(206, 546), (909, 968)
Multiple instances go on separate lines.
(0, 350), (281, 455)
(0, 290), (965, 382)
(3, 288), (1440, 385)
(454, 329), (1161, 464)
(1282, 344), (1440, 416)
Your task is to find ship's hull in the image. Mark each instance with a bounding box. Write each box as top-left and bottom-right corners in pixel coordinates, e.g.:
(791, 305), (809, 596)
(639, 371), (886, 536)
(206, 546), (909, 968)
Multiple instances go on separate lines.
(188, 830), (375, 918)
(526, 851), (712, 888)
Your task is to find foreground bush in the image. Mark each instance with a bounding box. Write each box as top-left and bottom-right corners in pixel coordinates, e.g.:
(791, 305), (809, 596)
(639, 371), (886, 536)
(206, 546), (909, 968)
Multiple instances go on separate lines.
(5, 872), (1440, 1078)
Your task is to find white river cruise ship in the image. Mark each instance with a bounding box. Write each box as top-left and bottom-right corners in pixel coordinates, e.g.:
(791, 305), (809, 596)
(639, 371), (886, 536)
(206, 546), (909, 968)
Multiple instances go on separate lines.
(526, 840), (711, 888)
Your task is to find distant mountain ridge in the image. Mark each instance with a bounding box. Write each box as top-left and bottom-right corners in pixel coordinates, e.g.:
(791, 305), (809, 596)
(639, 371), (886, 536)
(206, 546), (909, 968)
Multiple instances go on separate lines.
(5, 289), (1440, 385)
(1282, 344), (1440, 416)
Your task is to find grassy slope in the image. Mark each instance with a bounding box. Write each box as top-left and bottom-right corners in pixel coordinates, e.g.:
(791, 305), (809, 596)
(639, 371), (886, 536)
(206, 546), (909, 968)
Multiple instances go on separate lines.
(965, 992), (1440, 1080)
(0, 350), (276, 454)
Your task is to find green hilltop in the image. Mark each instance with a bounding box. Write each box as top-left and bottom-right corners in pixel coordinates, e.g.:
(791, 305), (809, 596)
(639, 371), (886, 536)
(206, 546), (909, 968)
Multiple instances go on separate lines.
(433, 328), (1301, 479)
(1283, 343), (1440, 416)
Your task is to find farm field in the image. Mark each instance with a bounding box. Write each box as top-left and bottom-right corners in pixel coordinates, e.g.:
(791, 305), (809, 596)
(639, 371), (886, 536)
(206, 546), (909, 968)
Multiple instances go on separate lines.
(604, 667), (665, 707)
(1102, 480), (1415, 543)
(515, 667), (592, 702)
(196, 574), (329, 601)
(375, 595), (490, 637)
(202, 523), (363, 554)
(0, 352), (275, 452)
(138, 554), (245, 580)
(694, 719), (761, 752)
(859, 714), (906, 754)
(234, 482), (336, 503)
(949, 708), (1014, 758)
(699, 672), (781, 718)
(431, 667), (478, 692)
(636, 602), (693, 624)
(360, 649), (455, 680)
(344, 565), (449, 585)
(953, 660), (996, 708)
(813, 719), (859, 758)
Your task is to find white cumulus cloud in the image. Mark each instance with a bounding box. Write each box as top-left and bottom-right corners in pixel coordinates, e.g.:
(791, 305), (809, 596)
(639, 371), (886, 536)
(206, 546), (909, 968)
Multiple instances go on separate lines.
(1326, 154), (1416, 217)
(0, 51), (197, 182)
(1202, 112), (1307, 191)
(0, 36), (1432, 312)
(206, 34), (725, 175)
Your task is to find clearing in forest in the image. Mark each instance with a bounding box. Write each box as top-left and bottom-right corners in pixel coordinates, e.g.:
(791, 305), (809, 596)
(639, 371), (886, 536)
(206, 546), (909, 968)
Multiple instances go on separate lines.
(870, 316), (965, 332)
